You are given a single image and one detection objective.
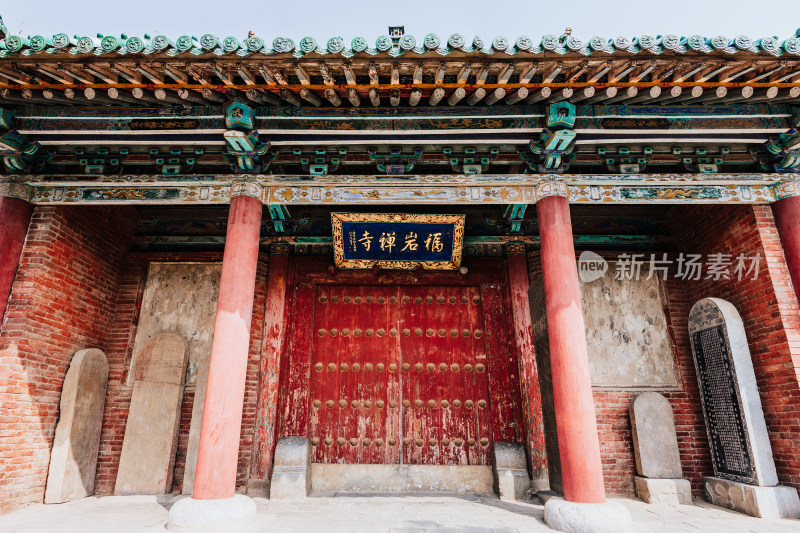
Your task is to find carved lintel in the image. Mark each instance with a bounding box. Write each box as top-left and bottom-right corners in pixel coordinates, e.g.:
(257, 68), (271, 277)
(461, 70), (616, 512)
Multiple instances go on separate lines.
(0, 179), (32, 201)
(535, 179), (570, 202)
(505, 242), (527, 255)
(230, 181), (264, 202)
(774, 178), (800, 200)
(270, 242), (290, 255)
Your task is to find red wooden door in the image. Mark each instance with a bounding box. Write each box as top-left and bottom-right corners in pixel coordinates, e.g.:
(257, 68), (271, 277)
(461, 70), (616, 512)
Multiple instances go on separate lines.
(308, 286), (401, 464)
(399, 287), (491, 465)
(307, 285), (492, 465)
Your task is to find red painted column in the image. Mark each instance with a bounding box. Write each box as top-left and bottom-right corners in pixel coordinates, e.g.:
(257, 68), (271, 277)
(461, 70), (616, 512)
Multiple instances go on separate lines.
(193, 190), (263, 500)
(773, 194), (800, 298)
(252, 243), (290, 485)
(507, 244), (548, 484)
(537, 192), (605, 504)
(0, 197), (33, 323)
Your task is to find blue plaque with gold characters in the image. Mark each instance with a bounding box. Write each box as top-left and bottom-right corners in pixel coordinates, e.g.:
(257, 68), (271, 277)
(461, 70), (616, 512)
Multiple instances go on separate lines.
(332, 213), (465, 270)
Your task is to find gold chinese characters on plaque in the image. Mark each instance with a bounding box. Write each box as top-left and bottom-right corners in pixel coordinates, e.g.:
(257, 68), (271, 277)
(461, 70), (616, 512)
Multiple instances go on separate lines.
(332, 213), (465, 270)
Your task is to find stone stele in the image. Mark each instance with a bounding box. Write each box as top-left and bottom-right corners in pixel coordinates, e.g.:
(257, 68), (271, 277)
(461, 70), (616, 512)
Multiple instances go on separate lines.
(689, 298), (800, 518)
(115, 332), (188, 495)
(44, 348), (109, 503)
(630, 392), (682, 479)
(630, 392), (692, 505)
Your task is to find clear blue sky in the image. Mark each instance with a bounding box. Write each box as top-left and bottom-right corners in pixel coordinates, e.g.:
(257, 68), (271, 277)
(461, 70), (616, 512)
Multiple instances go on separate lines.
(2, 1), (799, 42)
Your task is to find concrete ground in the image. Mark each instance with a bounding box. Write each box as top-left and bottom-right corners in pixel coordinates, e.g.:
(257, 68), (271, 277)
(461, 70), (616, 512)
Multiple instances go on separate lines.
(0, 494), (799, 533)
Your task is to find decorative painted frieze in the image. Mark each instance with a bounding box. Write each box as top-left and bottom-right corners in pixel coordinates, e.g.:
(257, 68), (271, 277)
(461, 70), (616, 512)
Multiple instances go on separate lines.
(5, 172), (796, 205)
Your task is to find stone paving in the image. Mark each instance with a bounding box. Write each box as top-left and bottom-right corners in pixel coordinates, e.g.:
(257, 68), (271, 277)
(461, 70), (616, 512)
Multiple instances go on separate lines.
(0, 493), (799, 533)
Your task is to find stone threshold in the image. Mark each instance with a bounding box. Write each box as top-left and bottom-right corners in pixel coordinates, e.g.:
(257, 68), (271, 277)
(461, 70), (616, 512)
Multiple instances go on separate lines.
(310, 464), (495, 495)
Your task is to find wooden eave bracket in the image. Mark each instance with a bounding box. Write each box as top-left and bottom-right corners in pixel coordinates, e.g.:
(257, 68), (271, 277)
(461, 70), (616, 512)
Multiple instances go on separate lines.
(187, 65), (212, 85)
(211, 63), (235, 85)
(543, 62), (563, 83)
(236, 64), (256, 85)
(83, 64), (118, 84)
(566, 61), (588, 83)
(137, 63), (165, 84)
(750, 62), (784, 82)
(256, 65), (277, 85)
(608, 61), (636, 83)
(294, 64), (311, 85)
(368, 63), (378, 85)
(720, 62), (756, 82)
(111, 64), (142, 84)
(62, 66), (95, 84)
(34, 64), (72, 84)
(629, 61), (656, 83)
(695, 62), (730, 83)
(319, 64), (334, 85)
(518, 64), (536, 83)
(474, 65), (489, 84)
(412, 63), (423, 84)
(435, 62), (446, 84)
(160, 64), (187, 84)
(587, 61), (612, 83)
(673, 62), (705, 82)
(497, 64), (514, 84)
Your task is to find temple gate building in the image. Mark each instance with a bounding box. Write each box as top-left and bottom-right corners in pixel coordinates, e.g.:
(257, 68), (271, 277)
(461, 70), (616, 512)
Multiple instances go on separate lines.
(1, 19), (800, 531)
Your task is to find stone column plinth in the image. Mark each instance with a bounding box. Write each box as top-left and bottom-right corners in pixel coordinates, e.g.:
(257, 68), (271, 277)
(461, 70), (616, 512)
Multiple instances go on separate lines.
(536, 189), (632, 533)
(168, 185), (263, 532)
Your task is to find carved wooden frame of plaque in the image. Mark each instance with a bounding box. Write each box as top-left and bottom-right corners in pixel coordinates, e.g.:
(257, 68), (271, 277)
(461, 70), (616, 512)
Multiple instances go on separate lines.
(331, 212), (465, 270)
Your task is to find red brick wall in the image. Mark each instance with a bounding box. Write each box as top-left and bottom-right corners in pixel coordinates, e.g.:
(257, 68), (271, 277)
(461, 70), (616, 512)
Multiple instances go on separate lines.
(94, 251), (268, 495)
(589, 271), (714, 497)
(529, 204), (800, 498)
(667, 204), (800, 492)
(527, 246), (713, 498)
(0, 206), (136, 514)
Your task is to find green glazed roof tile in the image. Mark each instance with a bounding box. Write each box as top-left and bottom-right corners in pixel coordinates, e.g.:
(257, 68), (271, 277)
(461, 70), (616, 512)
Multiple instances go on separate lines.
(1, 29), (800, 59)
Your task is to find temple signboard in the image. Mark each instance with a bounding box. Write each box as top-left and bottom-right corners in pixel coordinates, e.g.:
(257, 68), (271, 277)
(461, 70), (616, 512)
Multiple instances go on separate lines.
(332, 213), (464, 270)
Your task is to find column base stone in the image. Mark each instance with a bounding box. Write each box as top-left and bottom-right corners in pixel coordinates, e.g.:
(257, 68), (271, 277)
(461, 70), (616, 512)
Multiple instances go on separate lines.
(167, 495), (257, 533)
(704, 476), (800, 519)
(634, 476), (692, 505)
(543, 497), (633, 533)
(492, 441), (531, 501)
(270, 436), (311, 499)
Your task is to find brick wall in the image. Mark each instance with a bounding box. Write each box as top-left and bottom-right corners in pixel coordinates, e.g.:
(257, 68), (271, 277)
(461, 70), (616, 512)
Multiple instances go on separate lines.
(94, 251), (268, 495)
(527, 204), (800, 498)
(0, 206), (136, 514)
(667, 204), (800, 492)
(527, 244), (712, 497)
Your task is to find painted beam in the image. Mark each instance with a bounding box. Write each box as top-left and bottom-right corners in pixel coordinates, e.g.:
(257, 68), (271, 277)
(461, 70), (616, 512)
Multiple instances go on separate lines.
(6, 172), (790, 206)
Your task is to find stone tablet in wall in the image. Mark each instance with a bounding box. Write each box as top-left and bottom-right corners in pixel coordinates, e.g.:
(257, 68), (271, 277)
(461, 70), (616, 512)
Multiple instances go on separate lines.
(44, 349), (108, 503)
(688, 298), (776, 486)
(115, 332), (188, 495)
(581, 265), (677, 388)
(630, 392), (682, 479)
(125, 262), (221, 495)
(629, 392), (691, 505)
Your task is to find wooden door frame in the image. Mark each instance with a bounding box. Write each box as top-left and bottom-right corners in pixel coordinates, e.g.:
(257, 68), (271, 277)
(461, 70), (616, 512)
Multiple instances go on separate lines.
(271, 255), (526, 463)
